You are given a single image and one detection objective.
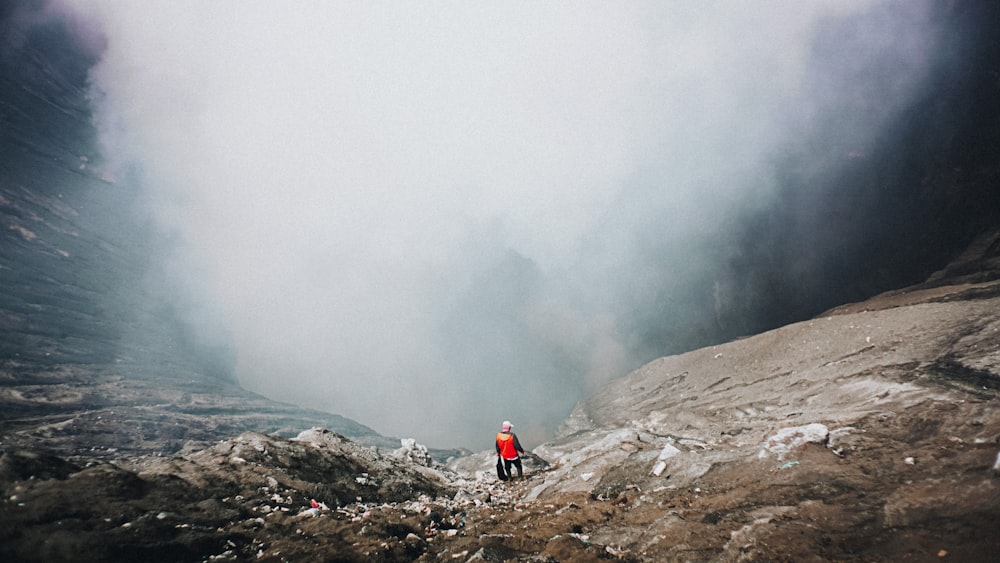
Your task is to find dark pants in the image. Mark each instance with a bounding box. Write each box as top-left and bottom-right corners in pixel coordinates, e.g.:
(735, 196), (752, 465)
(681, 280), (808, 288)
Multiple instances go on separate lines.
(502, 457), (523, 479)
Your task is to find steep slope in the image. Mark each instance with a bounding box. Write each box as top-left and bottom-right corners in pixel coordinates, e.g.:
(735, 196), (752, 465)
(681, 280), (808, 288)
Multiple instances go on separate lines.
(516, 243), (1000, 560)
(1, 5), (131, 368)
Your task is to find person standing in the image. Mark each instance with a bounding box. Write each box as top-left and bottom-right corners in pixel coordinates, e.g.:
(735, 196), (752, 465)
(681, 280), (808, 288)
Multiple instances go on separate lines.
(495, 420), (525, 480)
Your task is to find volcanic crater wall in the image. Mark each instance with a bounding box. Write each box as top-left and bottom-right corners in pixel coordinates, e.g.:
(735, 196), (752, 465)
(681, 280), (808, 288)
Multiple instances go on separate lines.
(3, 1), (1000, 415)
(0, 6), (232, 381)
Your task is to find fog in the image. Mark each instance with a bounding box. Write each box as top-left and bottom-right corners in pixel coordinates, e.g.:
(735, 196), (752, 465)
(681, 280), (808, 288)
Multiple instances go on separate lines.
(61, 0), (941, 448)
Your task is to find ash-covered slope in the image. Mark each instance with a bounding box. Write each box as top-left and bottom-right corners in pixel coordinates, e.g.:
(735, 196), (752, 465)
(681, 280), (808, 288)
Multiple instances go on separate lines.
(519, 238), (1000, 560)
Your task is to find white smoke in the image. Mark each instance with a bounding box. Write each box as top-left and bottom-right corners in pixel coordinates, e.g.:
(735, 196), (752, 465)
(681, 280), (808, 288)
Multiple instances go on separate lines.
(65, 0), (937, 448)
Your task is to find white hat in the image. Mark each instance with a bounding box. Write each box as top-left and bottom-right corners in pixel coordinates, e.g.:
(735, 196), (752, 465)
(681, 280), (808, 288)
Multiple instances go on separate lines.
(502, 420), (512, 431)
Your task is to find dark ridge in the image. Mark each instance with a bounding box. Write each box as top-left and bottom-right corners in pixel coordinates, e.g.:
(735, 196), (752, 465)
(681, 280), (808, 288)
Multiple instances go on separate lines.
(927, 356), (1000, 395)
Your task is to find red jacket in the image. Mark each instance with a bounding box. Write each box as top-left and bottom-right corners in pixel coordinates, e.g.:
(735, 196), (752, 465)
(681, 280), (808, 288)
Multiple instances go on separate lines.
(496, 431), (524, 459)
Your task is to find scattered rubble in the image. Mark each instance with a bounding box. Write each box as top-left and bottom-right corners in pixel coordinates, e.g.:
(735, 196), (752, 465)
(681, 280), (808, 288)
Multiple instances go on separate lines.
(759, 422), (829, 459)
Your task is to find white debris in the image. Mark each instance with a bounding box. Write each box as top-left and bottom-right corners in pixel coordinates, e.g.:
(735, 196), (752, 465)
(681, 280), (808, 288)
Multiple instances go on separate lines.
(903, 457), (915, 465)
(651, 442), (682, 476)
(580, 472), (594, 482)
(453, 489), (489, 505)
(992, 451), (1000, 473)
(651, 461), (667, 477)
(658, 443), (682, 460)
(291, 427), (345, 449)
(298, 507), (321, 518)
(827, 426), (864, 456)
(678, 438), (709, 450)
(759, 423), (829, 459)
(394, 438), (434, 466)
(606, 545), (630, 557)
(404, 532), (423, 544)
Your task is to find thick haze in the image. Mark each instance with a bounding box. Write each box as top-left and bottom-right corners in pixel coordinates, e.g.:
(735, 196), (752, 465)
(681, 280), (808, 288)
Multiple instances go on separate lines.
(62, 1), (941, 448)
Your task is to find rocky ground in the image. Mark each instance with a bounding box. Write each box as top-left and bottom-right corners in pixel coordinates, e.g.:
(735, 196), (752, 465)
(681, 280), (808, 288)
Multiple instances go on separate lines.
(2, 234), (1000, 562)
(4, 3), (1000, 560)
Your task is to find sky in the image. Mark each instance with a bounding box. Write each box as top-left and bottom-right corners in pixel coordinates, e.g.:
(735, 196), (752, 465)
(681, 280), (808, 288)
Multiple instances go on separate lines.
(58, 0), (940, 449)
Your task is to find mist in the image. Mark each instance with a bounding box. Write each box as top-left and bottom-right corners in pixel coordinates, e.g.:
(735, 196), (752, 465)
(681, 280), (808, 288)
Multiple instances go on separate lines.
(60, 0), (945, 449)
